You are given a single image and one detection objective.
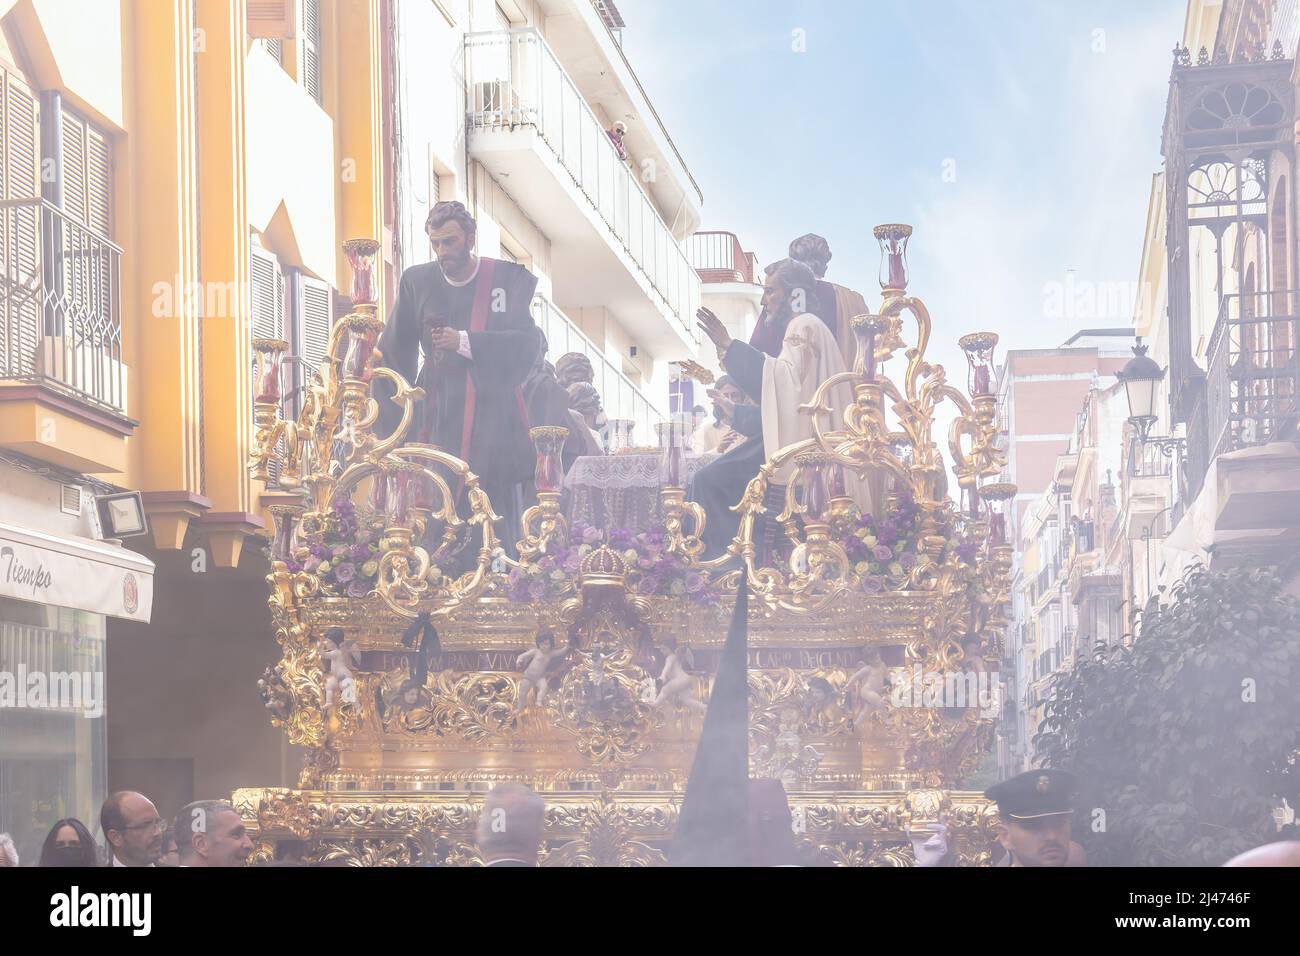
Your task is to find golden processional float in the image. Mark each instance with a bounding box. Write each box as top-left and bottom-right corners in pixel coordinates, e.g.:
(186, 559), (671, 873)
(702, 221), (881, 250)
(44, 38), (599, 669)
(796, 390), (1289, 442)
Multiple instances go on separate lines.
(233, 226), (1017, 866)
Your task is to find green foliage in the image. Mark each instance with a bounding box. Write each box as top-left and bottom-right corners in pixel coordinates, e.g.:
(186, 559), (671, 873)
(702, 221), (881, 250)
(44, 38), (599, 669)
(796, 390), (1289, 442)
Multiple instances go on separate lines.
(1034, 563), (1300, 866)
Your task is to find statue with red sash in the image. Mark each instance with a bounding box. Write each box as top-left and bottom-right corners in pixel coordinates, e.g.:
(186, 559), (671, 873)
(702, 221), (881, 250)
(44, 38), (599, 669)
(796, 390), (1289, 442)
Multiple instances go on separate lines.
(374, 201), (540, 559)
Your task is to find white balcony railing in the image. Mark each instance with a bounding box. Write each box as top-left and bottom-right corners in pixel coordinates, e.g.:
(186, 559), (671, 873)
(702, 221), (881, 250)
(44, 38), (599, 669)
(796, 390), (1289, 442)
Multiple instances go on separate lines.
(466, 28), (699, 344)
(0, 199), (126, 413)
(531, 294), (662, 444)
(0, 621), (105, 712)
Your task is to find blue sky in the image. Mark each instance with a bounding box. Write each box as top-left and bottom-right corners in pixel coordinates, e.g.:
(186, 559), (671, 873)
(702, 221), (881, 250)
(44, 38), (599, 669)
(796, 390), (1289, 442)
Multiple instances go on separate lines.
(624, 0), (1185, 379)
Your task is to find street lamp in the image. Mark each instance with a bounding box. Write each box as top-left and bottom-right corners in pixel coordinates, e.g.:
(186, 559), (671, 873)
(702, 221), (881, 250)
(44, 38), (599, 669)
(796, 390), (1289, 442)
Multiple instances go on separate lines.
(1116, 338), (1163, 443)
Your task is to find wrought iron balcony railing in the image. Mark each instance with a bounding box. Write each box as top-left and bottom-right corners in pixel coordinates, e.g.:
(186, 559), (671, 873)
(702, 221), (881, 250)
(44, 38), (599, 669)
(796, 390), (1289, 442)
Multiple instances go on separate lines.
(465, 29), (699, 344)
(531, 294), (663, 443)
(0, 199), (125, 413)
(1187, 289), (1299, 498)
(687, 230), (758, 284)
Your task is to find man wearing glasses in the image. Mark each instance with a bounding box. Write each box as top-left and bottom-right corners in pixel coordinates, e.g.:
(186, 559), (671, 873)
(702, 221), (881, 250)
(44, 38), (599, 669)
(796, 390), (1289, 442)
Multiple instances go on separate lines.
(100, 791), (164, 867)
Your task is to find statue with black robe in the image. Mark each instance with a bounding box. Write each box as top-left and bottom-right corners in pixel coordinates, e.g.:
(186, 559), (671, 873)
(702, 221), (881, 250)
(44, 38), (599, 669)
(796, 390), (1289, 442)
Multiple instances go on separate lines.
(374, 202), (539, 559)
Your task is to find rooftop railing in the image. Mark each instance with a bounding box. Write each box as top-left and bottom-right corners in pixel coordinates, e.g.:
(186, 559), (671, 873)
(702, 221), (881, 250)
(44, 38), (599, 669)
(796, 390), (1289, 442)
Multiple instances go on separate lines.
(687, 230), (758, 284)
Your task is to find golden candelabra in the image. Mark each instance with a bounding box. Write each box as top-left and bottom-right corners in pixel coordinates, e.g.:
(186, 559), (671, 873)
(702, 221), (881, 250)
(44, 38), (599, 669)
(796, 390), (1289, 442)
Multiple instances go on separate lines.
(239, 228), (1016, 865)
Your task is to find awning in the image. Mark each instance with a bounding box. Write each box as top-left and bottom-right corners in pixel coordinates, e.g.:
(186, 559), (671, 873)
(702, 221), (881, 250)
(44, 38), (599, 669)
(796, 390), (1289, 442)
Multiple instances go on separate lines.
(0, 521), (154, 622)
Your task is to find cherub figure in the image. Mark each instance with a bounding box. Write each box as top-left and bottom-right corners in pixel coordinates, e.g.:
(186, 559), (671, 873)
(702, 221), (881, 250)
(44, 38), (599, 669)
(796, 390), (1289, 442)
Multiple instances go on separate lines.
(847, 648), (888, 727)
(321, 628), (360, 709)
(380, 677), (432, 729)
(654, 638), (706, 714)
(512, 629), (568, 715)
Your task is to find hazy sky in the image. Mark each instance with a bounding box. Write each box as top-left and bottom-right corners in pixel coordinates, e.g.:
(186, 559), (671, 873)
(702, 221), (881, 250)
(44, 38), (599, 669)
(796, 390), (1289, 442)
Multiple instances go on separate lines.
(623, 0), (1185, 381)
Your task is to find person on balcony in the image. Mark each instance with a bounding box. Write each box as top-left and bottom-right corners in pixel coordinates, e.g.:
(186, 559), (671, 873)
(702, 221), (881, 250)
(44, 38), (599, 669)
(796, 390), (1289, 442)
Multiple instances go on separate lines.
(786, 233), (870, 363)
(607, 120), (629, 161)
(373, 201), (539, 558)
(691, 258), (868, 561)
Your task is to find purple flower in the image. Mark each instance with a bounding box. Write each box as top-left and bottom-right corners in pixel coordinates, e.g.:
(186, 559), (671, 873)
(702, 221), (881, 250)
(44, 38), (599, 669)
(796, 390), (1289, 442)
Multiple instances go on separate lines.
(640, 574), (662, 594)
(333, 562), (356, 583)
(873, 544), (893, 562)
(346, 578), (370, 598)
(685, 571), (705, 593)
(609, 528), (635, 549)
(286, 560), (304, 574)
(955, 542), (979, 563)
(861, 574), (886, 594)
(581, 525), (602, 546)
(528, 579), (547, 600)
(350, 543), (371, 562)
(899, 551), (918, 570)
(563, 551), (583, 572)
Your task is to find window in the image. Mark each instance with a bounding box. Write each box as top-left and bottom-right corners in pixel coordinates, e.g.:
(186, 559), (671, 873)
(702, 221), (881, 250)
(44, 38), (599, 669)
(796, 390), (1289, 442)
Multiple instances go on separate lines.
(299, 0), (322, 105)
(1, 67), (40, 367)
(59, 109), (112, 239)
(294, 271), (332, 403)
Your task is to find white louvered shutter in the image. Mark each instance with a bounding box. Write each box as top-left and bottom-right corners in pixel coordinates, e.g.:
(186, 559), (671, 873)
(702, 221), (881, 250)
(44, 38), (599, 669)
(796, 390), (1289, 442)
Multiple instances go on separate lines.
(299, 0), (322, 104)
(248, 0), (294, 37)
(250, 244), (285, 483)
(297, 273), (332, 393)
(1, 69), (41, 375)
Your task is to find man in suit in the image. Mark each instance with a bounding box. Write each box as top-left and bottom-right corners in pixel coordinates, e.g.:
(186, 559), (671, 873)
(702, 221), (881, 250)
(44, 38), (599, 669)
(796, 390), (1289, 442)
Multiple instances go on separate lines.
(100, 791), (163, 867)
(476, 782), (545, 867)
(174, 800), (253, 867)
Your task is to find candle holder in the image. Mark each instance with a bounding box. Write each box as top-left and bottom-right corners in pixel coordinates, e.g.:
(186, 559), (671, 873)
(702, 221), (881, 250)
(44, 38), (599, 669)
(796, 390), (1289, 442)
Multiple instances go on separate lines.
(874, 223), (912, 295)
(251, 338), (290, 482)
(787, 451), (850, 588)
(605, 419), (635, 454)
(977, 481), (1016, 549)
(337, 312), (385, 384)
(342, 238), (381, 309)
(655, 420), (686, 489)
(959, 332), (999, 399)
(268, 504), (304, 563)
(850, 314), (890, 382)
(518, 426), (570, 561)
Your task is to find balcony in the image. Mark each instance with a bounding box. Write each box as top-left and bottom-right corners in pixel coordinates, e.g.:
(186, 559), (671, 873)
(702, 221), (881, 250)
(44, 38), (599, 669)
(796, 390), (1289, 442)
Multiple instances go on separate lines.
(465, 29), (700, 354)
(0, 200), (126, 412)
(1187, 290), (1298, 496)
(687, 231), (759, 285)
(532, 294), (663, 443)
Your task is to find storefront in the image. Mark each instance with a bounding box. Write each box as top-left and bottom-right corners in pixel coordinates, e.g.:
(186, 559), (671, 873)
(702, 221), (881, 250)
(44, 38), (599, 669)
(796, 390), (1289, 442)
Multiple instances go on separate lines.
(0, 515), (153, 865)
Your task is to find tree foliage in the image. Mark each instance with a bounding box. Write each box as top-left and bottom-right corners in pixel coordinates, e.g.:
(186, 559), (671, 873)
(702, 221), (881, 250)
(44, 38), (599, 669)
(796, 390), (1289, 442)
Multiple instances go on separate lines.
(1035, 563), (1300, 866)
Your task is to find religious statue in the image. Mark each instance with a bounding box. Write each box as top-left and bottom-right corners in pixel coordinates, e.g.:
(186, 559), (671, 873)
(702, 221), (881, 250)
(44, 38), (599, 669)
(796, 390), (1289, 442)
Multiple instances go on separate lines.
(691, 258), (871, 560)
(320, 628), (360, 710)
(521, 330), (584, 472)
(512, 629), (569, 716)
(787, 233), (870, 363)
(691, 374), (750, 455)
(566, 382), (606, 457)
(653, 638), (706, 714)
(848, 649), (888, 727)
(373, 201), (539, 556)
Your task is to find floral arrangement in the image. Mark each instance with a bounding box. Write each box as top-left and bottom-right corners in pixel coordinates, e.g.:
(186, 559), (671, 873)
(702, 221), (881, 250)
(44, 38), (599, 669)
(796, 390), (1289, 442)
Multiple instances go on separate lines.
(299, 497), (382, 598)
(502, 520), (721, 607)
(833, 487), (979, 593)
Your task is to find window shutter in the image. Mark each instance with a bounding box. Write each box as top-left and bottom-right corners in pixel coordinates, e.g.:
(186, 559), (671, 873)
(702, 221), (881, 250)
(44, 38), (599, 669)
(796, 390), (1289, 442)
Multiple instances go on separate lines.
(250, 243), (286, 483)
(298, 273), (332, 389)
(247, 0), (294, 38)
(60, 112), (86, 224)
(299, 0), (322, 104)
(1, 69), (41, 375)
(262, 38), (283, 63)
